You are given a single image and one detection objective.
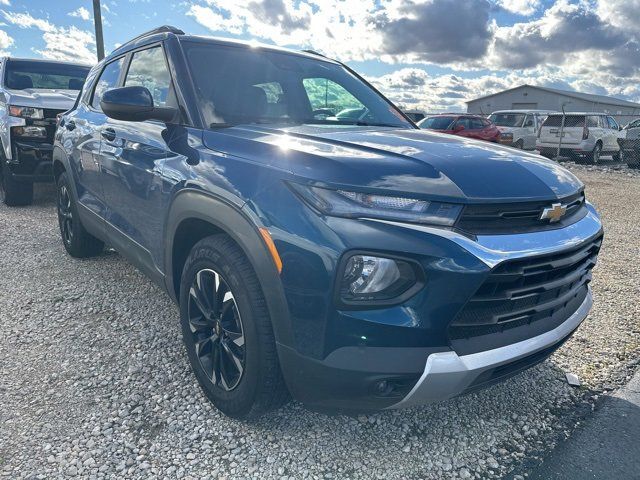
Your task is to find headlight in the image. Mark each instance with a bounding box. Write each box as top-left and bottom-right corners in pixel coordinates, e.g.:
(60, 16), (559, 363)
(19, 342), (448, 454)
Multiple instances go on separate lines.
(289, 183), (462, 226)
(338, 254), (424, 306)
(9, 105), (44, 119)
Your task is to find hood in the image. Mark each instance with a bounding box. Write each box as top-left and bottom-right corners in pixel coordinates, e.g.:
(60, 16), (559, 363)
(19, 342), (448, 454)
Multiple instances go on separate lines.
(202, 125), (583, 203)
(5, 88), (79, 110)
(496, 126), (517, 133)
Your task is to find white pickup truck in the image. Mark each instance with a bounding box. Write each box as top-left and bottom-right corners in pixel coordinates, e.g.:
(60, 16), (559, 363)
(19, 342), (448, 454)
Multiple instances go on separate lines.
(0, 57), (90, 206)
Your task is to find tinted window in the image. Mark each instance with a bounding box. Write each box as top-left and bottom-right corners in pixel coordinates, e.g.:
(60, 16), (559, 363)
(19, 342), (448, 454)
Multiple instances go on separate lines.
(91, 58), (125, 109)
(488, 113), (525, 127)
(418, 116), (456, 130)
(125, 47), (174, 107)
(455, 117), (473, 130)
(586, 116), (597, 127)
(469, 118), (486, 130)
(182, 41), (411, 128)
(5, 60), (89, 90)
(543, 115), (585, 127)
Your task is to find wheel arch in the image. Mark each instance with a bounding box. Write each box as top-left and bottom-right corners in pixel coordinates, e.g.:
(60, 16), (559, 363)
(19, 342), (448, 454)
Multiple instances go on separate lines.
(165, 189), (294, 346)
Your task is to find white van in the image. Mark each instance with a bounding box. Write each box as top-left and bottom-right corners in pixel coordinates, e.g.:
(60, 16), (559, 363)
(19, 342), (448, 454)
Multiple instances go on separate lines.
(536, 113), (623, 163)
(488, 110), (555, 150)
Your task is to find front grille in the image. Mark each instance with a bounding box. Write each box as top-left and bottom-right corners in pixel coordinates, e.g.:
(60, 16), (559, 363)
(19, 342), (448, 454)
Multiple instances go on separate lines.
(449, 234), (602, 355)
(43, 108), (67, 120)
(456, 191), (587, 235)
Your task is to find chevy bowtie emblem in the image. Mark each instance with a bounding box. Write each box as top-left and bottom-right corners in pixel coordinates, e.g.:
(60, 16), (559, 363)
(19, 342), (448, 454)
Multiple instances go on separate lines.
(540, 202), (567, 223)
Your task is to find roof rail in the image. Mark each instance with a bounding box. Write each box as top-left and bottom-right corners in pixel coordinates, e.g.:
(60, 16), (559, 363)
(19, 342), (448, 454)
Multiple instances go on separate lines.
(118, 25), (184, 50)
(302, 49), (326, 58)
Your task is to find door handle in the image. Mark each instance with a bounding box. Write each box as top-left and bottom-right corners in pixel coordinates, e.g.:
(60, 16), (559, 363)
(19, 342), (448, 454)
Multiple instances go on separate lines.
(65, 120), (76, 131)
(101, 128), (116, 142)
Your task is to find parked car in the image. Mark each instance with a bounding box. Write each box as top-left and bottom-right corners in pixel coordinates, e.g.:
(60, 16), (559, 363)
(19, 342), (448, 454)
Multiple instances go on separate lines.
(417, 114), (501, 143)
(617, 118), (640, 168)
(54, 26), (603, 419)
(0, 57), (90, 206)
(536, 113), (623, 163)
(403, 109), (425, 123)
(488, 110), (555, 150)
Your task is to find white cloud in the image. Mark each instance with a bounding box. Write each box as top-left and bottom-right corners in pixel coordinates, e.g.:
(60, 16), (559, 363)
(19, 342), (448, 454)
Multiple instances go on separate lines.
(3, 11), (95, 64)
(68, 7), (91, 21)
(497, 0), (541, 16)
(0, 28), (13, 55)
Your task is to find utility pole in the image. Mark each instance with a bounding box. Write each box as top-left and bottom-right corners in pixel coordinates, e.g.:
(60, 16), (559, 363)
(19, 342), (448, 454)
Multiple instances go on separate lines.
(93, 0), (105, 61)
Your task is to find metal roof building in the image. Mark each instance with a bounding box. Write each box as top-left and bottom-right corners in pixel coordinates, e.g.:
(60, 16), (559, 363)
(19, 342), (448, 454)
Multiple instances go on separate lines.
(466, 85), (640, 120)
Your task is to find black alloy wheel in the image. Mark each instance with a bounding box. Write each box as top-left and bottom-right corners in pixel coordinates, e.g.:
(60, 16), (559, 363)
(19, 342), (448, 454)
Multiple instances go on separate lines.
(187, 268), (246, 391)
(58, 183), (74, 246)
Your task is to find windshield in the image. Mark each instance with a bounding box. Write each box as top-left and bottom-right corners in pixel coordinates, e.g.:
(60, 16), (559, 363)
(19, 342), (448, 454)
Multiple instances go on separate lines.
(5, 60), (89, 90)
(418, 116), (456, 130)
(488, 113), (526, 127)
(182, 41), (412, 129)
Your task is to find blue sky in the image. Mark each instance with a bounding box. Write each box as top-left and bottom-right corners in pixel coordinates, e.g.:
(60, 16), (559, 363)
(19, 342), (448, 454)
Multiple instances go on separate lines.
(0, 0), (637, 112)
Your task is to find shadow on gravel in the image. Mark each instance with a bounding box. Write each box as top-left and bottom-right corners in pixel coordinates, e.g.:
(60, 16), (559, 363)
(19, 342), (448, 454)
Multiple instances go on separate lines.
(522, 375), (640, 480)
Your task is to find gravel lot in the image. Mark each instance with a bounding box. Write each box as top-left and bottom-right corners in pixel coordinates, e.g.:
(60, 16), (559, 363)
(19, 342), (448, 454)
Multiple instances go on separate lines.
(1, 163), (639, 480)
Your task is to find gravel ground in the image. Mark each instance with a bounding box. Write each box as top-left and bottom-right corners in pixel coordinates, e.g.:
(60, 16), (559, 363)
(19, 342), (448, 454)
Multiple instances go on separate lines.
(1, 164), (639, 480)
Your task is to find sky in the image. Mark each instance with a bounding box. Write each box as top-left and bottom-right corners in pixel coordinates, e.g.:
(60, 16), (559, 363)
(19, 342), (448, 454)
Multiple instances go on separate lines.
(0, 0), (638, 112)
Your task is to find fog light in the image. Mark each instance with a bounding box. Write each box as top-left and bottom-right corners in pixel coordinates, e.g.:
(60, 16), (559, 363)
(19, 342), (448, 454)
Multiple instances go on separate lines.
(339, 254), (423, 305)
(13, 126), (46, 138)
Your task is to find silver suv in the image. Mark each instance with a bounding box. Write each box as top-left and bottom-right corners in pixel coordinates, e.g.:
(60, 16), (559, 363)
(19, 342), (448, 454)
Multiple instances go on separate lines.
(0, 57), (89, 206)
(536, 113), (623, 164)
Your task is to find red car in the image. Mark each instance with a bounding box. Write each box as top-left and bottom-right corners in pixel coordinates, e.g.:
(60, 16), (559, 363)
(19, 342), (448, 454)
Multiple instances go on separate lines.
(417, 114), (502, 143)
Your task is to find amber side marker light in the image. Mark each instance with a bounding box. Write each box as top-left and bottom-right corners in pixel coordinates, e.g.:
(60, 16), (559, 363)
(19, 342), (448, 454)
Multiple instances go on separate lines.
(259, 227), (283, 274)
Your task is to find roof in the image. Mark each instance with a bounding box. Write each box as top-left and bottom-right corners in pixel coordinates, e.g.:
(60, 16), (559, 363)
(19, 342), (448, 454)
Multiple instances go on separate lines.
(109, 26), (338, 65)
(426, 113), (482, 117)
(466, 84), (640, 110)
(544, 112), (614, 116)
(491, 109), (557, 114)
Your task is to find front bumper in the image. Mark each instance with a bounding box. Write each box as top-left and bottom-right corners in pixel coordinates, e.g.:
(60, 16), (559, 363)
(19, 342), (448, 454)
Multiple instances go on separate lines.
(5, 139), (55, 182)
(277, 203), (602, 411)
(390, 288), (592, 408)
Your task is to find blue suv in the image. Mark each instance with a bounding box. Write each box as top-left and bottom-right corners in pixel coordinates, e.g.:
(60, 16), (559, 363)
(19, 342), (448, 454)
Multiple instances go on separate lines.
(54, 27), (603, 418)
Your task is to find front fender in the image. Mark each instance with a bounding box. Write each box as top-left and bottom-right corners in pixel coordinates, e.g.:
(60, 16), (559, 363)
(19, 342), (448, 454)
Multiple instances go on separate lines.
(164, 189), (294, 347)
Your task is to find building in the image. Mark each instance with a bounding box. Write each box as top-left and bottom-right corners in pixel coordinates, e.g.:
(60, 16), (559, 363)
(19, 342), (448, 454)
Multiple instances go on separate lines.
(466, 84), (640, 122)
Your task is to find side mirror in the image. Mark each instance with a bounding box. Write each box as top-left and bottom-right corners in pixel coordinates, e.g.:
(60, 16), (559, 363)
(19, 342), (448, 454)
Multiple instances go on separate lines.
(100, 86), (176, 122)
(453, 124), (465, 132)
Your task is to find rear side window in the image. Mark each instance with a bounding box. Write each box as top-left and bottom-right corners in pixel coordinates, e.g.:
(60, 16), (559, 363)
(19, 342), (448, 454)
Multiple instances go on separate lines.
(125, 46), (175, 108)
(586, 116), (600, 127)
(543, 115), (585, 127)
(91, 58), (125, 110)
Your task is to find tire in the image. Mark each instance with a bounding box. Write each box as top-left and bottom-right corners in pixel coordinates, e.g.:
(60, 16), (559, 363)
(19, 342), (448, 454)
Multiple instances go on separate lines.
(0, 162), (33, 206)
(514, 139), (524, 150)
(586, 142), (602, 164)
(179, 234), (289, 419)
(56, 172), (104, 258)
